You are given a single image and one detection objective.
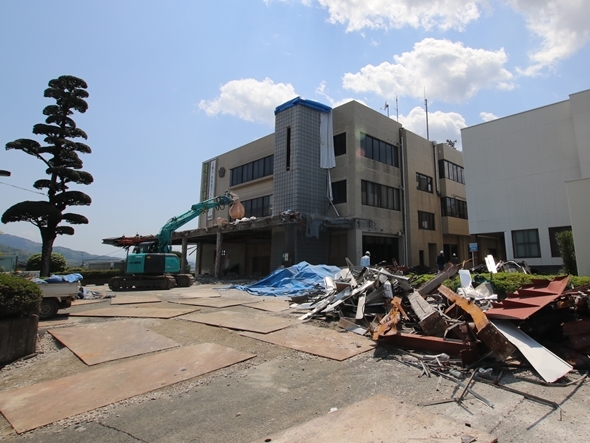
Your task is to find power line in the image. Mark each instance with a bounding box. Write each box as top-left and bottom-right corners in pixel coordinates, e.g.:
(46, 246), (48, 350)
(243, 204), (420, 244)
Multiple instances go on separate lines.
(0, 181), (45, 196)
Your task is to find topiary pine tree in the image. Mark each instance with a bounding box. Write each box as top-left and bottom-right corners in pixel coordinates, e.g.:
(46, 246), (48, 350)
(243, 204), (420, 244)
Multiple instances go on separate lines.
(2, 75), (93, 277)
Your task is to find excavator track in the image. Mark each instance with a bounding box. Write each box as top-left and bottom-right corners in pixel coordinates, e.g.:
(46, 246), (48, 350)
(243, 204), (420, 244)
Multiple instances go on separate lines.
(108, 275), (176, 291)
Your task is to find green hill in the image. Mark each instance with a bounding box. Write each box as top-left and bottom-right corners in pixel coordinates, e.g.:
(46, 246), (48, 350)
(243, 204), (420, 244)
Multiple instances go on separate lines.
(0, 233), (106, 266)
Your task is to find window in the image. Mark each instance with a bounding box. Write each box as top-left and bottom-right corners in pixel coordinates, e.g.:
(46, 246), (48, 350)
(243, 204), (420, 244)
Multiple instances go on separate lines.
(361, 180), (400, 210)
(440, 197), (468, 219)
(549, 226), (571, 257)
(416, 173), (433, 193)
(240, 195), (273, 218)
(360, 133), (399, 167)
(334, 133), (346, 156)
(331, 180), (347, 204)
(438, 159), (465, 184)
(418, 211), (435, 230)
(512, 229), (540, 258)
(230, 155), (274, 186)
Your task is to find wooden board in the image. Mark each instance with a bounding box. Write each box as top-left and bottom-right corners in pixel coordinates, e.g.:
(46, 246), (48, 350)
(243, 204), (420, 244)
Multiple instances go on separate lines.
(69, 306), (198, 319)
(239, 324), (375, 361)
(110, 294), (162, 305)
(48, 321), (180, 365)
(254, 394), (497, 443)
(0, 343), (255, 434)
(180, 310), (295, 334)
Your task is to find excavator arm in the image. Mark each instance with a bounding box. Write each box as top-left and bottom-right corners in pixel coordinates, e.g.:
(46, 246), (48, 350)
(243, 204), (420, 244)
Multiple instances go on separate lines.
(156, 191), (238, 252)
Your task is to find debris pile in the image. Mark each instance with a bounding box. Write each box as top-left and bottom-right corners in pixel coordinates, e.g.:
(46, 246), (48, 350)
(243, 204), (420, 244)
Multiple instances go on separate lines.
(289, 260), (590, 384)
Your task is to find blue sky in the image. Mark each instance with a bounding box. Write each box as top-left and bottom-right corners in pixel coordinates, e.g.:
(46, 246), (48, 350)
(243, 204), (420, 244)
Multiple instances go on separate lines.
(1, 0), (589, 258)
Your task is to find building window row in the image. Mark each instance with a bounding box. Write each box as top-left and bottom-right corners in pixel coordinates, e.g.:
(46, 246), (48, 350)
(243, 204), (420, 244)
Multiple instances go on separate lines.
(230, 155), (274, 186)
(441, 197), (468, 219)
(241, 195), (273, 218)
(331, 179), (347, 204)
(361, 180), (401, 211)
(439, 159), (465, 184)
(418, 211), (435, 230)
(360, 133), (399, 167)
(416, 172), (433, 193)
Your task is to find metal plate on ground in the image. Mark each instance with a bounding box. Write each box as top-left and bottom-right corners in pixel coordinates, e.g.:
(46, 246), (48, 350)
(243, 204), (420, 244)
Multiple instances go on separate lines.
(170, 298), (253, 308)
(244, 299), (292, 312)
(177, 290), (222, 299)
(71, 299), (109, 306)
(254, 394), (496, 443)
(0, 343), (255, 434)
(180, 310), (295, 334)
(48, 321), (180, 365)
(239, 324), (375, 361)
(110, 294), (162, 305)
(69, 306), (198, 319)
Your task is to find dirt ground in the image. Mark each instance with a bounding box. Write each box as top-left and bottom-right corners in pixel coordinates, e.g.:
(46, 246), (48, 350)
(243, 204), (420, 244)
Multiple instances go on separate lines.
(1, 284), (590, 442)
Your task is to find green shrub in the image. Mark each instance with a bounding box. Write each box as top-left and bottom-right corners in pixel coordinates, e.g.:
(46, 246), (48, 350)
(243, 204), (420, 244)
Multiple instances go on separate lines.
(0, 273), (43, 319)
(556, 230), (577, 276)
(26, 253), (67, 274)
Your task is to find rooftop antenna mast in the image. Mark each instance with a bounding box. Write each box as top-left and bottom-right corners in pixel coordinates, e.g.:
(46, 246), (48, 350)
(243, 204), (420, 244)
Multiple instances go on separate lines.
(382, 101), (390, 117)
(395, 95), (399, 122)
(424, 87), (430, 141)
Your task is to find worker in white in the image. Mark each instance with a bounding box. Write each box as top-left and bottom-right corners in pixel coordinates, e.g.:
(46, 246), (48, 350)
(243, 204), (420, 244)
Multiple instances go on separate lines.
(360, 251), (371, 267)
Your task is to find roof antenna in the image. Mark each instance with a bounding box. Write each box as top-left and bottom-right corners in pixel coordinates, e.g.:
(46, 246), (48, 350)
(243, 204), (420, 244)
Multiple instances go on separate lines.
(382, 101), (389, 117)
(424, 87), (430, 141)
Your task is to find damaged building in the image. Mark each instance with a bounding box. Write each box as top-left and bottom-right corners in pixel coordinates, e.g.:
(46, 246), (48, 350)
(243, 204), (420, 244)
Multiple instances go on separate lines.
(180, 98), (469, 277)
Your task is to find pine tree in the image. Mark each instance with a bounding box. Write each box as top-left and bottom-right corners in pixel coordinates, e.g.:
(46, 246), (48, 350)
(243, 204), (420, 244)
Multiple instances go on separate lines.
(2, 75), (93, 277)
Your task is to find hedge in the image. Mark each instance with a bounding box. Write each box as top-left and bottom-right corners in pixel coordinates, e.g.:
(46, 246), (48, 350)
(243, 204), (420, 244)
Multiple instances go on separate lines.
(0, 273), (43, 319)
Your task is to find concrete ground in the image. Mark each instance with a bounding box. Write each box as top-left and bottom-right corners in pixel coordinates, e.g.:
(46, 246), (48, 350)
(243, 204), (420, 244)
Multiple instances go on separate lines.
(1, 284), (589, 442)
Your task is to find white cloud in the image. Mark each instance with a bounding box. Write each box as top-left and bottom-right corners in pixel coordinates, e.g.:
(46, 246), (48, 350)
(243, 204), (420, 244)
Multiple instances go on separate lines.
(343, 38), (514, 103)
(507, 0), (590, 75)
(296, 0), (486, 32)
(198, 78), (298, 125)
(315, 81), (364, 108)
(399, 106), (467, 150)
(480, 111), (499, 122)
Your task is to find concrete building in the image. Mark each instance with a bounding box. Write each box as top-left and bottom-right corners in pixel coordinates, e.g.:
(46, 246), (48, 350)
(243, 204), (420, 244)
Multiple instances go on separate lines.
(461, 89), (590, 274)
(184, 98), (469, 277)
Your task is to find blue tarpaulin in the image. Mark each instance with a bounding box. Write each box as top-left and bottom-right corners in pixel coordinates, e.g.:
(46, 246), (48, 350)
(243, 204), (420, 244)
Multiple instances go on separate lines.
(233, 261), (341, 296)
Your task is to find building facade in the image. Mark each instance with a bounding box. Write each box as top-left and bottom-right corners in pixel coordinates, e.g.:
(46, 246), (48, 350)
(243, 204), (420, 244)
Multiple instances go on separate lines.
(192, 98), (469, 276)
(461, 89), (590, 274)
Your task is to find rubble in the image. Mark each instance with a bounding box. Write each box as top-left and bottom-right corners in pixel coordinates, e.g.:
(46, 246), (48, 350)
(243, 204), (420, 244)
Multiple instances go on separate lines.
(283, 259), (590, 386)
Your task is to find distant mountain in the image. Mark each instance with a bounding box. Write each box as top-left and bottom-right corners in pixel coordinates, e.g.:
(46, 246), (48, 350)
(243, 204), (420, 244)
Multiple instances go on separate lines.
(0, 233), (107, 266)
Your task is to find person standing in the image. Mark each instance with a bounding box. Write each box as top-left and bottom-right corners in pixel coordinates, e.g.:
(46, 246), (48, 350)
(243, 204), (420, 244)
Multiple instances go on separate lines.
(451, 253), (459, 265)
(436, 250), (446, 271)
(360, 251), (371, 267)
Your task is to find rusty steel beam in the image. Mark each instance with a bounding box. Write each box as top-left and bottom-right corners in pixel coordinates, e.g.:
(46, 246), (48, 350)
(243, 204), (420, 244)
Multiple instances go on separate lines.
(438, 285), (515, 361)
(377, 332), (477, 357)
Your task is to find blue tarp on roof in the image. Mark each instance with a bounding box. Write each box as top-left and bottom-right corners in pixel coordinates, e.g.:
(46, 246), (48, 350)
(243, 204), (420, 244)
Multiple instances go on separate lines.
(232, 261), (340, 296)
(274, 97), (332, 115)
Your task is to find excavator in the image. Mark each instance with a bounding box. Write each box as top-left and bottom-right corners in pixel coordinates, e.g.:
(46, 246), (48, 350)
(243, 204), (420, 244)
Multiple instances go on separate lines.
(104, 191), (243, 290)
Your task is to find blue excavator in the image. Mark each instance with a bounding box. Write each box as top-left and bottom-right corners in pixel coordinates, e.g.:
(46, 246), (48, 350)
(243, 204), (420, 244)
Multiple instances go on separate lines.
(104, 191), (241, 290)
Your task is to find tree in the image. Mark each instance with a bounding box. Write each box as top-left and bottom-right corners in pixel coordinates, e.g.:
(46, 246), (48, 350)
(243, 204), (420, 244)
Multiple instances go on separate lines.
(2, 76), (93, 277)
(26, 252), (67, 274)
(556, 230), (577, 276)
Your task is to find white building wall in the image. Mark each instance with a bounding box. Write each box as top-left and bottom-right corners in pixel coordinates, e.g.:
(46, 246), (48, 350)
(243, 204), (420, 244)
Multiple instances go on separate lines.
(462, 90), (590, 269)
(566, 177), (590, 276)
